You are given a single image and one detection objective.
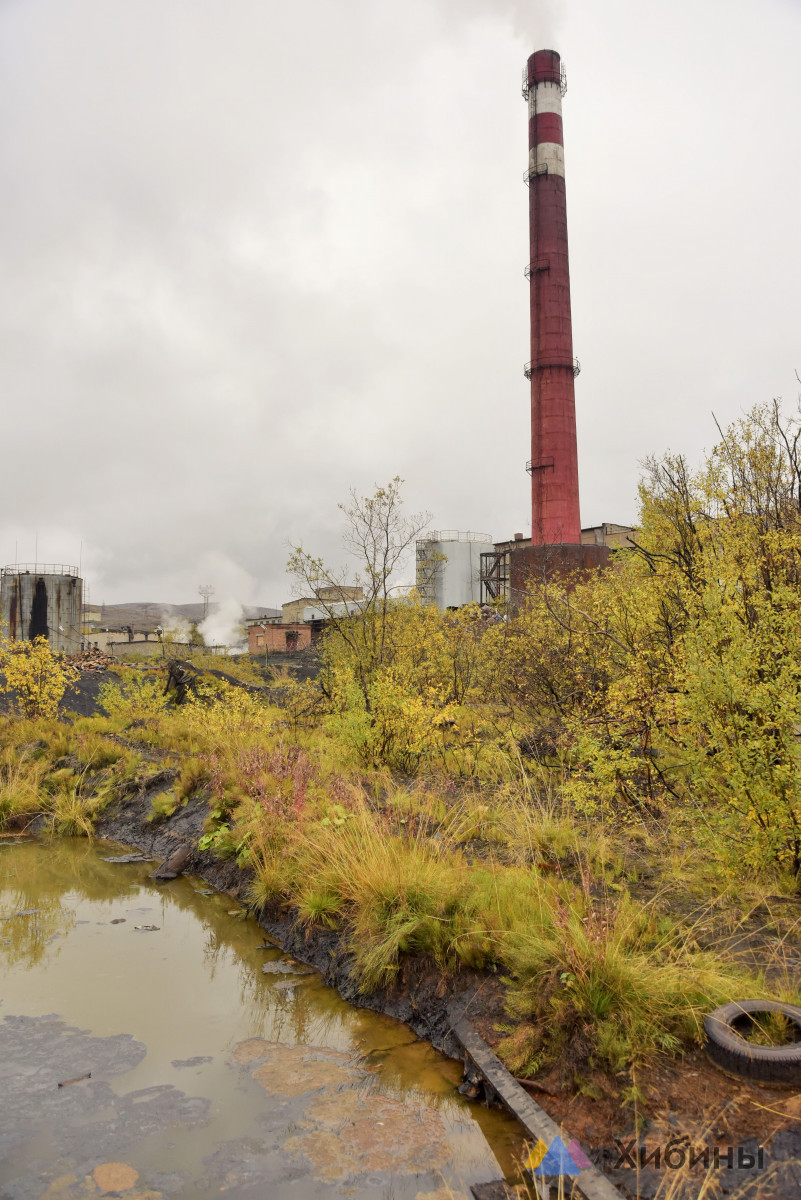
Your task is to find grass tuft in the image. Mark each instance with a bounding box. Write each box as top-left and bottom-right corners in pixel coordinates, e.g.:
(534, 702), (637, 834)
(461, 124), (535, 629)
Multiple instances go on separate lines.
(0, 748), (46, 830)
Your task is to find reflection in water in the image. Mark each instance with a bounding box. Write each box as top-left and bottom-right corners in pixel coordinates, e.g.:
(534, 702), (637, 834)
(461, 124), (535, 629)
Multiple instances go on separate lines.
(0, 838), (526, 1198)
(2, 835), (144, 904)
(0, 890), (74, 968)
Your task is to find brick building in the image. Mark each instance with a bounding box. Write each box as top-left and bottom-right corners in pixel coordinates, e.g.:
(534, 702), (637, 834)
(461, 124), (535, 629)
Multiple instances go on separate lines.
(247, 620), (312, 655)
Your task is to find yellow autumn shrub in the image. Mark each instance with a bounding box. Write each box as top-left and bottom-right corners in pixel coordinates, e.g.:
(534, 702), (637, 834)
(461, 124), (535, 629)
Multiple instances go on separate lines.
(0, 636), (77, 719)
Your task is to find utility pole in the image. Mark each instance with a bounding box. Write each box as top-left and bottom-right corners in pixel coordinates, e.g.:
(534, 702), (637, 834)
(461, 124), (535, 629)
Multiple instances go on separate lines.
(198, 584), (214, 621)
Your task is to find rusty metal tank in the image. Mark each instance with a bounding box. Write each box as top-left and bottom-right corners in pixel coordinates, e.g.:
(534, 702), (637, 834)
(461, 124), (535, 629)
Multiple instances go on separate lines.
(0, 564), (83, 654)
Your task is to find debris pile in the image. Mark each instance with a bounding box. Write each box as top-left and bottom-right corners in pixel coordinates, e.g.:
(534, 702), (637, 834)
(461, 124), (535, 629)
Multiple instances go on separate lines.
(164, 659), (199, 703)
(66, 648), (118, 672)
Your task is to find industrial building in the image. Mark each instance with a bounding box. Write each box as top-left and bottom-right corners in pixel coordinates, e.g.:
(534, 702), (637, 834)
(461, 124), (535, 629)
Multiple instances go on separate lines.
(281, 585), (362, 624)
(415, 524), (634, 611)
(0, 563), (83, 654)
(248, 586), (366, 654)
(415, 532), (494, 609)
(479, 525), (634, 605)
(247, 621), (312, 655)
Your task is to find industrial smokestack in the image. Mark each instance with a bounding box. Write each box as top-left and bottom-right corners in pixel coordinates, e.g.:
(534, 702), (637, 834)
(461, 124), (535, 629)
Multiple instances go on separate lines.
(524, 50), (581, 545)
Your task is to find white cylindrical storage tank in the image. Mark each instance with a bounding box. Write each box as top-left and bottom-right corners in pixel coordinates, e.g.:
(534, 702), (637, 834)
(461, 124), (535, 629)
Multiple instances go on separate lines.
(415, 532), (494, 609)
(0, 564), (83, 654)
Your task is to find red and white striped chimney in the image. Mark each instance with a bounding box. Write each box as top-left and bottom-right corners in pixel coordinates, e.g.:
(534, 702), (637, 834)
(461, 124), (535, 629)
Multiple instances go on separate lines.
(525, 49), (581, 545)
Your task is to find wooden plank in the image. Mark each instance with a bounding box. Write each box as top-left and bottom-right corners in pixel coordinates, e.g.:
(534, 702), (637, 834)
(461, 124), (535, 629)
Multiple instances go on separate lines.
(453, 1019), (623, 1200)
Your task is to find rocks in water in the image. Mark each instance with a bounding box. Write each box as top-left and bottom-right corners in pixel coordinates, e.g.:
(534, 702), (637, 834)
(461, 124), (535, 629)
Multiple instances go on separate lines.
(262, 959), (316, 976)
(150, 844), (193, 881)
(133, 925), (160, 932)
(110, 919), (126, 925)
(262, 960), (297, 975)
(171, 1056), (213, 1069)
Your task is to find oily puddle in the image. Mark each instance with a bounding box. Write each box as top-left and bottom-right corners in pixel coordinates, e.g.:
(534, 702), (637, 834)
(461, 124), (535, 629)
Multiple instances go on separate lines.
(0, 837), (527, 1199)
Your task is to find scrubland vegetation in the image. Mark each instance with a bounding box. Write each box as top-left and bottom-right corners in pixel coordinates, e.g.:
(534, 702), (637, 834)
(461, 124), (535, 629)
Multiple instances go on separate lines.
(2, 403), (801, 1096)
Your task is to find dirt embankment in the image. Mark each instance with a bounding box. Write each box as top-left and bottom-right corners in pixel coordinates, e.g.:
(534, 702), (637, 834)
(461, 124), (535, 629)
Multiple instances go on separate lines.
(95, 777), (507, 1063)
(95, 770), (801, 1200)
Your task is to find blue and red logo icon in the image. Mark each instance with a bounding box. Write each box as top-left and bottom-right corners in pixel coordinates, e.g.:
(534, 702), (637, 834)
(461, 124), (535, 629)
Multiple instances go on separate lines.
(524, 1136), (593, 1177)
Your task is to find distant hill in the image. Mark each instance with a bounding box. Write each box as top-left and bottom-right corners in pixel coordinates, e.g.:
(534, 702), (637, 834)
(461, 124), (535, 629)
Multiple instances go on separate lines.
(89, 602), (280, 629)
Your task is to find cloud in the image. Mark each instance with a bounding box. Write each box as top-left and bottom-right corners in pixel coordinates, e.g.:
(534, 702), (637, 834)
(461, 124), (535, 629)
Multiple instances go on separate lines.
(0, 0), (799, 606)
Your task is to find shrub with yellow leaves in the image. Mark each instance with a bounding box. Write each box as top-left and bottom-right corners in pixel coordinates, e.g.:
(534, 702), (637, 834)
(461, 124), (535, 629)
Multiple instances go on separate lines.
(0, 636), (77, 719)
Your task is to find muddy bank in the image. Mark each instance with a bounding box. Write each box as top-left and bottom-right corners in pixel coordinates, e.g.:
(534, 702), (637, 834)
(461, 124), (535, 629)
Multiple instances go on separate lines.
(93, 773), (801, 1200)
(95, 779), (507, 1064)
(1, 840), (521, 1200)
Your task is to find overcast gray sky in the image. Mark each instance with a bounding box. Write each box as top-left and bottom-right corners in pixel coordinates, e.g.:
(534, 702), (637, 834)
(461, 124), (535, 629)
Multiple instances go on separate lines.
(1, 0), (799, 609)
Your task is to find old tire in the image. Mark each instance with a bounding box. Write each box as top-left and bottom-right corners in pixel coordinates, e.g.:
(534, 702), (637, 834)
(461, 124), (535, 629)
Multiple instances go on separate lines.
(704, 999), (801, 1084)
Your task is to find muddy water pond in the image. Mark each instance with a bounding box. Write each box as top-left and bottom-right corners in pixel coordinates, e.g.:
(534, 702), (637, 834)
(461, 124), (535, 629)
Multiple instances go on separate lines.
(0, 838), (526, 1200)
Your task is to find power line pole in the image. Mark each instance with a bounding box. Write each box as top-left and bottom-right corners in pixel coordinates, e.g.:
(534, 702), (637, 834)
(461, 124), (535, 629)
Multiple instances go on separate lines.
(198, 584), (214, 621)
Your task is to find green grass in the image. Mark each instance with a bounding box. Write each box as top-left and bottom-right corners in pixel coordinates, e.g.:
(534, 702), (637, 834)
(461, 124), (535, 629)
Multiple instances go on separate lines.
(0, 747), (47, 831)
(148, 789), (180, 823)
(3, 682), (798, 1087)
(737, 1010), (799, 1047)
(239, 801), (775, 1074)
(43, 784), (106, 837)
